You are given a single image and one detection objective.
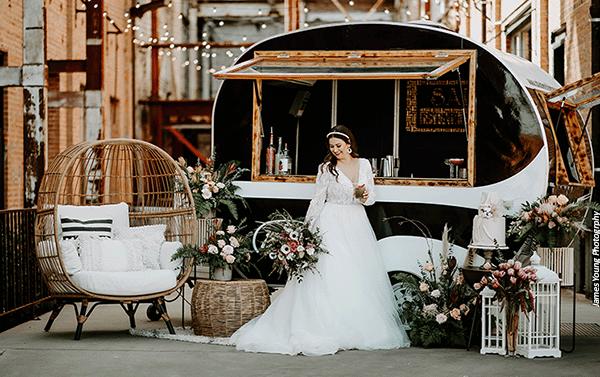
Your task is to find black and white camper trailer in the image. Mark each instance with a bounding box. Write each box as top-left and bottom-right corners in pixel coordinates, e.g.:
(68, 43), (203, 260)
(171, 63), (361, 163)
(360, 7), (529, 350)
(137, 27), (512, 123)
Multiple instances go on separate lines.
(211, 22), (598, 288)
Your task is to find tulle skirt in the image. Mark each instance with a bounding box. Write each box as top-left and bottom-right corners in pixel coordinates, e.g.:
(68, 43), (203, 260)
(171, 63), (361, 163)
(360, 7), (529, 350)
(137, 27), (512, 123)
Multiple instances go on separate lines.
(230, 202), (410, 355)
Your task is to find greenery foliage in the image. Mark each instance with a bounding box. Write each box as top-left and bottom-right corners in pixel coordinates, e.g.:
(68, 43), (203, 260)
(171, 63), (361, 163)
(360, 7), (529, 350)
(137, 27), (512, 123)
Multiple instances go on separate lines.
(507, 193), (600, 249)
(177, 156), (249, 219)
(394, 246), (477, 348)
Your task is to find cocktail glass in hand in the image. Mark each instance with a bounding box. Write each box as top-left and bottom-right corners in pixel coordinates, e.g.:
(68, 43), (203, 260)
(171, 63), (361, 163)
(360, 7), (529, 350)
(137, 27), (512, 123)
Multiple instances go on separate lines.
(354, 184), (366, 199)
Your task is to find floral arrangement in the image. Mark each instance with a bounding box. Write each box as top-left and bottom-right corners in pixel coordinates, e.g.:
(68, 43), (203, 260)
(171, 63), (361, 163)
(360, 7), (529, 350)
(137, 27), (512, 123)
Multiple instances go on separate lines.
(254, 210), (328, 282)
(507, 193), (599, 249)
(172, 220), (255, 279)
(473, 259), (537, 333)
(394, 228), (477, 348)
(177, 156), (249, 219)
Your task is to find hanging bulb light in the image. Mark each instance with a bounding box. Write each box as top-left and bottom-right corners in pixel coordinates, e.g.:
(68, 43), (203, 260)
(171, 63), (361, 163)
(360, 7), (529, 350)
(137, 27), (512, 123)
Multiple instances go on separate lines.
(219, 21), (225, 26)
(349, 1), (354, 6)
(242, 35), (247, 41)
(261, 23), (267, 29)
(257, 9), (263, 16)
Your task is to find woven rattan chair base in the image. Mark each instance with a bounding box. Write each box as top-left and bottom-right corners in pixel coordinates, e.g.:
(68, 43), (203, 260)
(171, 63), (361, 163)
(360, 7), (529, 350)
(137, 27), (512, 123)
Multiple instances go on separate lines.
(191, 279), (271, 337)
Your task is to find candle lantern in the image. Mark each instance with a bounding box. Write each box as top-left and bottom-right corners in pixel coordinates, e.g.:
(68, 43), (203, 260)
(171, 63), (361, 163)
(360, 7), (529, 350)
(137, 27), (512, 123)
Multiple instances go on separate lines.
(480, 286), (506, 355)
(516, 252), (562, 358)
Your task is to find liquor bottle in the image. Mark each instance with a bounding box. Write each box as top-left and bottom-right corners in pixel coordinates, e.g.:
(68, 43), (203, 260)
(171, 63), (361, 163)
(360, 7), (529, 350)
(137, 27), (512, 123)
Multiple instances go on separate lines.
(266, 127), (275, 174)
(279, 143), (292, 175)
(274, 137), (283, 175)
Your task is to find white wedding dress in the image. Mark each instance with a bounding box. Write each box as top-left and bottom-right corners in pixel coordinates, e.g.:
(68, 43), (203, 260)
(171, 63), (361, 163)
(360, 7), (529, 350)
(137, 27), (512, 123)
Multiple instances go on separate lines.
(231, 158), (410, 355)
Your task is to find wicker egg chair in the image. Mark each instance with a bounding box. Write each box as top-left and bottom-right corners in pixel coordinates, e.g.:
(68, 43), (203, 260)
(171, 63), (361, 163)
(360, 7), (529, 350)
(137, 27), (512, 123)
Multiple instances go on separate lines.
(35, 139), (195, 339)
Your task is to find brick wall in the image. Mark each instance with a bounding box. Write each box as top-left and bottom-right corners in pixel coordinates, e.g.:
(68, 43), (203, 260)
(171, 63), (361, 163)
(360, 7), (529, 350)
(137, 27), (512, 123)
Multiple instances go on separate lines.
(1, 0), (134, 209)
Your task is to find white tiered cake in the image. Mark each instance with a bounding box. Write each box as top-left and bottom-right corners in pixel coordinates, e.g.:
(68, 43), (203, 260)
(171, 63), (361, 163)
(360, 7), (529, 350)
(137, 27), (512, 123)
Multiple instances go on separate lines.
(471, 192), (506, 248)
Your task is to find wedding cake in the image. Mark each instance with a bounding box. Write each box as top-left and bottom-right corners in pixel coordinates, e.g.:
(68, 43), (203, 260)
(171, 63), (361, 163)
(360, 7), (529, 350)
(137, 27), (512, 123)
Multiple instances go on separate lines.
(471, 192), (506, 248)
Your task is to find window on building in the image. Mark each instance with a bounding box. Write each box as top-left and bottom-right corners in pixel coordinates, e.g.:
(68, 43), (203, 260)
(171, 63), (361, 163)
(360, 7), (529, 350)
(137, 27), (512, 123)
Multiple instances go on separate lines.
(551, 25), (566, 85)
(506, 7), (532, 61)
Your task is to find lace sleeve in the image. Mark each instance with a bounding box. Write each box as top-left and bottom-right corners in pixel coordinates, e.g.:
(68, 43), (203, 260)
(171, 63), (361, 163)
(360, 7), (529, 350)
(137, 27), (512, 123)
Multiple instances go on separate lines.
(305, 164), (329, 226)
(362, 159), (376, 206)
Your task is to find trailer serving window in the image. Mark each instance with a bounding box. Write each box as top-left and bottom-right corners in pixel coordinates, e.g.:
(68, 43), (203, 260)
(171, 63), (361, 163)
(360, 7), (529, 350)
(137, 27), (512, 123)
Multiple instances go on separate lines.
(214, 50), (477, 187)
(529, 72), (600, 192)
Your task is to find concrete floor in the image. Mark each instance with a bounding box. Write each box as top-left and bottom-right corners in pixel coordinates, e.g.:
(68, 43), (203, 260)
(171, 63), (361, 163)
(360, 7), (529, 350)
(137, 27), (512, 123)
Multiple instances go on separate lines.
(0, 287), (598, 377)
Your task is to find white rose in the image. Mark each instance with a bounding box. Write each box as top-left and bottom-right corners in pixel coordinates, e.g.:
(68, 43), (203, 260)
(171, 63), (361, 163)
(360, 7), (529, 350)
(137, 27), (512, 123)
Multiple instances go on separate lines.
(207, 245), (218, 254)
(187, 166), (194, 173)
(436, 313), (448, 324)
(230, 236), (240, 247)
(225, 254), (236, 264)
(226, 225), (236, 234)
(201, 187), (212, 199)
(431, 289), (441, 298)
(223, 245), (234, 255)
(297, 245), (305, 252)
(216, 182), (225, 189)
(217, 239), (226, 248)
(216, 230), (225, 236)
(306, 246), (315, 255)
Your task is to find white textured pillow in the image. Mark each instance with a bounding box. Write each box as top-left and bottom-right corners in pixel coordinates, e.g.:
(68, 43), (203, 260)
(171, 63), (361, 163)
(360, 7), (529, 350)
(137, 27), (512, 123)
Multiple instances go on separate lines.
(57, 202), (129, 238)
(114, 224), (166, 270)
(78, 236), (128, 272)
(160, 241), (183, 271)
(59, 239), (82, 275)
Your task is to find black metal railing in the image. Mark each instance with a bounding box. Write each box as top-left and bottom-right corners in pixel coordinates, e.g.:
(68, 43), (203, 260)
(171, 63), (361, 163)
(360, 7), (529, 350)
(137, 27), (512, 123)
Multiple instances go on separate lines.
(0, 208), (50, 331)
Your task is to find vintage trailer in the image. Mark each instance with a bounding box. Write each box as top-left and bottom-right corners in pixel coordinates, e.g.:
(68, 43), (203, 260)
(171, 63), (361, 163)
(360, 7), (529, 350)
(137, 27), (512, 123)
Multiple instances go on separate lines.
(211, 22), (598, 288)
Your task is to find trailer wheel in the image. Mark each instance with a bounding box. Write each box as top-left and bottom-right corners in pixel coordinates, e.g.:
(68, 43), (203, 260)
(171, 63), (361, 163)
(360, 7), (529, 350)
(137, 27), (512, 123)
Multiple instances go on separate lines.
(146, 304), (161, 321)
(389, 271), (419, 331)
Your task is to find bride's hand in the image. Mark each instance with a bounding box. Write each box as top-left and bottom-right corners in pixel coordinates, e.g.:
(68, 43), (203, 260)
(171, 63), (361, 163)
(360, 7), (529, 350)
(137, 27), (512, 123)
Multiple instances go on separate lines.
(360, 190), (369, 203)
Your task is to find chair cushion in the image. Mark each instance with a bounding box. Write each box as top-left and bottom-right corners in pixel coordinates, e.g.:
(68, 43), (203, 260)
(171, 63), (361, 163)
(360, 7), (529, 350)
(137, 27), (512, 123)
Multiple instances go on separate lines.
(57, 202), (130, 239)
(160, 241), (183, 270)
(59, 239), (83, 275)
(71, 269), (178, 296)
(77, 236), (146, 272)
(114, 224), (166, 270)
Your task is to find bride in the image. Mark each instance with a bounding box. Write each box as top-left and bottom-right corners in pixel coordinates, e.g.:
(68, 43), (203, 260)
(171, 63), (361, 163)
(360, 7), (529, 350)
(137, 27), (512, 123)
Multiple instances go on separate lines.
(231, 125), (410, 355)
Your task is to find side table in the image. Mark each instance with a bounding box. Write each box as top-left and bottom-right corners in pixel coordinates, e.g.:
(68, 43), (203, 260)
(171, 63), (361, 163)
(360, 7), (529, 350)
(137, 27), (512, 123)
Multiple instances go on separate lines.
(191, 279), (271, 337)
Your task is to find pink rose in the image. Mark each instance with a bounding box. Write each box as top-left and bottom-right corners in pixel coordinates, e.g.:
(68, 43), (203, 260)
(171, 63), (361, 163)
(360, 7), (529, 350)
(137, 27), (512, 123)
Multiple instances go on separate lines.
(474, 283), (482, 290)
(507, 268), (515, 276)
(523, 212), (531, 221)
(507, 259), (515, 267)
(499, 270), (506, 278)
(424, 262), (434, 272)
(491, 279), (500, 289)
(548, 221), (556, 229)
(547, 195), (558, 204)
(493, 270), (502, 278)
(483, 262), (492, 270)
(480, 276), (488, 285)
(450, 308), (461, 321)
(514, 261), (522, 270)
(419, 282), (429, 292)
(510, 277), (517, 284)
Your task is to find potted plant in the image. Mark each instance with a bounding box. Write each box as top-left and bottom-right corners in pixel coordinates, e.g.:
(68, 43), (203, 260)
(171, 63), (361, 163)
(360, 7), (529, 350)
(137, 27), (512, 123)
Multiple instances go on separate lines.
(394, 231), (477, 348)
(507, 193), (599, 285)
(172, 220), (255, 280)
(177, 156), (249, 220)
(473, 259), (538, 356)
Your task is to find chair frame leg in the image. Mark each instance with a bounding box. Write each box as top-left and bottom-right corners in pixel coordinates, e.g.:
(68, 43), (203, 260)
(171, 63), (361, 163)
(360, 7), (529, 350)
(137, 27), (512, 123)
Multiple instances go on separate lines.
(153, 297), (175, 334)
(44, 300), (65, 332)
(119, 302), (140, 329)
(74, 299), (89, 340)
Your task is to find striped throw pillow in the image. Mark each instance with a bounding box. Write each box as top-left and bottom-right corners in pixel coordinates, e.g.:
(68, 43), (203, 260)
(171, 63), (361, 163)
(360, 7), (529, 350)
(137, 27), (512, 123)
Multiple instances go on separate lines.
(61, 217), (113, 239)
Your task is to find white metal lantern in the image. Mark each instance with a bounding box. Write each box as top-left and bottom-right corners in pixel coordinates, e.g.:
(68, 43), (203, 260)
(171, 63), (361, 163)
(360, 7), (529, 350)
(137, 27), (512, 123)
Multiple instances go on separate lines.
(480, 286), (506, 355)
(516, 252), (562, 358)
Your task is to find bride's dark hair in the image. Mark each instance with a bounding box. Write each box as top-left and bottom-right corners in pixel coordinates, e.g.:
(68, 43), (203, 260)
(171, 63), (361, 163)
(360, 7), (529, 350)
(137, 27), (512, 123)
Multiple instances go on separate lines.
(321, 125), (359, 179)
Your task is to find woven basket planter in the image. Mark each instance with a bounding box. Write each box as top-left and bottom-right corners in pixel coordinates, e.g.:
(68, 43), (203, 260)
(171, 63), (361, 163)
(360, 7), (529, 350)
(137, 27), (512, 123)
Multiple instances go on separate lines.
(536, 247), (574, 286)
(191, 279), (271, 337)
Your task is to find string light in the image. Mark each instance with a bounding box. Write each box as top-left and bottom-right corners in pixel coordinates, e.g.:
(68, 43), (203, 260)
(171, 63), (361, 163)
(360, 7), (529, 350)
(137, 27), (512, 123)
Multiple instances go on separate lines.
(349, 1), (354, 6)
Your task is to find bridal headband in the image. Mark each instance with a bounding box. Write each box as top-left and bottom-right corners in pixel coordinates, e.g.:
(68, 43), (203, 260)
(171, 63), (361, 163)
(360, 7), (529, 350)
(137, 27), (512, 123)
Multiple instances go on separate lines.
(326, 131), (350, 140)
